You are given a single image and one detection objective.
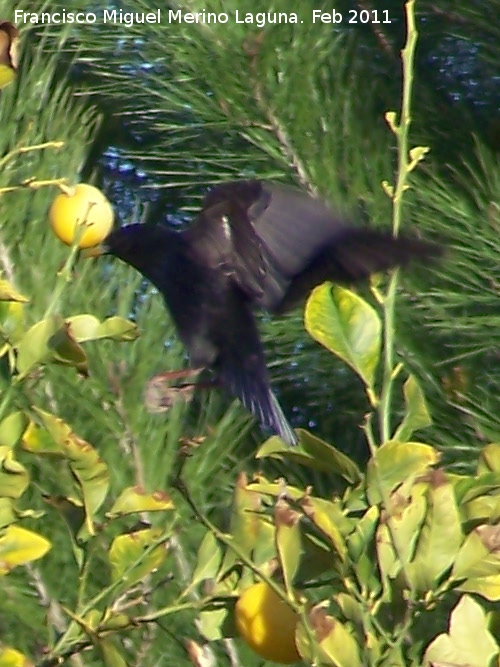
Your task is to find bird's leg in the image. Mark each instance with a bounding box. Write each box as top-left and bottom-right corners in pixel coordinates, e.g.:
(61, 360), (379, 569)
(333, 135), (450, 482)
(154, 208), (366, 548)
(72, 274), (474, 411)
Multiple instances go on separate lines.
(151, 368), (204, 383)
(143, 368), (219, 414)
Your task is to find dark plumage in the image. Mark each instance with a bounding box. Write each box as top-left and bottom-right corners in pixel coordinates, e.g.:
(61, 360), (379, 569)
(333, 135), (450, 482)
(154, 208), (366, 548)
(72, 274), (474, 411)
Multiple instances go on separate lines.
(99, 180), (441, 445)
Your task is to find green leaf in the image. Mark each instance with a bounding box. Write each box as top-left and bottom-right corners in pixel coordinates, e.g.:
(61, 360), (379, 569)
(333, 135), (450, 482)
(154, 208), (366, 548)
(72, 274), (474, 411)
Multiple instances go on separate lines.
(65, 314), (139, 342)
(376, 481), (427, 583)
(0, 412), (28, 449)
(246, 476), (305, 502)
(366, 441), (439, 504)
(16, 314), (138, 378)
(49, 323), (88, 375)
(454, 471), (500, 504)
(457, 574), (500, 601)
(0, 525), (51, 574)
(316, 619), (362, 667)
(424, 595), (498, 667)
(257, 430), (361, 483)
(274, 498), (302, 595)
(0, 301), (25, 344)
(16, 316), (88, 376)
(22, 409), (109, 535)
(107, 486), (174, 518)
(0, 280), (28, 303)
(108, 527), (167, 588)
(96, 639), (128, 667)
(478, 443), (500, 473)
(0, 497), (16, 530)
(393, 375), (432, 441)
(0, 446), (29, 499)
(16, 317), (60, 375)
(452, 525), (500, 580)
(407, 471), (463, 593)
(378, 645), (406, 667)
(191, 531), (223, 587)
(347, 506), (381, 594)
(229, 472), (263, 558)
(198, 602), (233, 642)
(305, 283), (381, 388)
(464, 494), (500, 523)
(297, 607), (362, 667)
(300, 496), (349, 561)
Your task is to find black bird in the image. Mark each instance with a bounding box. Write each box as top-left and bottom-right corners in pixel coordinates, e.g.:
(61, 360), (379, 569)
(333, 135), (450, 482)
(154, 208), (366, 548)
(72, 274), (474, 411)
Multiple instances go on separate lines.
(98, 180), (440, 445)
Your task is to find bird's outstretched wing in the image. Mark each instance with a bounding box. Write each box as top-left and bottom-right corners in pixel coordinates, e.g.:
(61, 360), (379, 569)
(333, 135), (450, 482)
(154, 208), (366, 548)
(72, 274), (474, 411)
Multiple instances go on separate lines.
(184, 187), (267, 301)
(188, 179), (344, 308)
(192, 180), (441, 313)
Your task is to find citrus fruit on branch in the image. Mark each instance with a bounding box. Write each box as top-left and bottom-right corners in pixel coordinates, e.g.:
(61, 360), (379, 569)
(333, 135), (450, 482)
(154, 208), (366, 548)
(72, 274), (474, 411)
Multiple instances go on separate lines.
(49, 183), (114, 249)
(235, 581), (301, 664)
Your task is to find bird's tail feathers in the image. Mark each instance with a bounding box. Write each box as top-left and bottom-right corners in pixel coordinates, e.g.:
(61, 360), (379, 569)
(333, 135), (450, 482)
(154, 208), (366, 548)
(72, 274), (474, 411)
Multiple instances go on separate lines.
(219, 359), (297, 446)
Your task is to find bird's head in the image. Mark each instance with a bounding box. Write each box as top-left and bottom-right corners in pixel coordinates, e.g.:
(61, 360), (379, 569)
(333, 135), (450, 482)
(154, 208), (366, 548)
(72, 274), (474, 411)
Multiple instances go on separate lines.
(87, 223), (177, 277)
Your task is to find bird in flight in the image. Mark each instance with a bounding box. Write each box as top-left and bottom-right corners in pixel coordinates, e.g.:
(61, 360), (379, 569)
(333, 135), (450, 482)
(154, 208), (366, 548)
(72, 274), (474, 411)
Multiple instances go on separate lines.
(95, 180), (440, 445)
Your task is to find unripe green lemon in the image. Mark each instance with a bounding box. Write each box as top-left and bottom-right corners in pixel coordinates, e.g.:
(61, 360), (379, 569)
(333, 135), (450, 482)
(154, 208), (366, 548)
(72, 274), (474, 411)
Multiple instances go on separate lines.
(49, 183), (114, 249)
(235, 582), (300, 664)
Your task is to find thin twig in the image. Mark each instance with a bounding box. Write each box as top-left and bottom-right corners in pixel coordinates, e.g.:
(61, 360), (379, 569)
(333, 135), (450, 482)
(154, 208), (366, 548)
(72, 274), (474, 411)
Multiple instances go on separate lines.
(27, 564), (85, 667)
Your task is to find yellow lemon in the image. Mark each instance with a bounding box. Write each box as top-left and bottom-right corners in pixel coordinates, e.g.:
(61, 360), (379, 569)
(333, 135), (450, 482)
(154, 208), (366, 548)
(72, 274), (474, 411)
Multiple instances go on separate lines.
(49, 183), (114, 249)
(235, 582), (300, 664)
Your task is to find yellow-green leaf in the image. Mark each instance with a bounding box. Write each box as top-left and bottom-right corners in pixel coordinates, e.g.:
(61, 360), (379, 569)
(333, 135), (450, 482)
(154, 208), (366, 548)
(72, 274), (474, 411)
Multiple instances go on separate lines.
(107, 486), (174, 518)
(457, 574), (500, 601)
(191, 531), (223, 587)
(407, 472), (463, 593)
(96, 639), (128, 667)
(22, 409), (109, 535)
(316, 618), (362, 667)
(393, 375), (431, 441)
(297, 607), (362, 667)
(0, 497), (16, 530)
(0, 525), (51, 574)
(0, 412), (28, 449)
(0, 301), (25, 344)
(347, 506), (381, 593)
(478, 443), (500, 474)
(275, 498), (302, 595)
(376, 482), (428, 583)
(65, 314), (139, 343)
(246, 476), (304, 502)
(423, 595), (498, 667)
(230, 472), (263, 557)
(0, 280), (28, 303)
(452, 526), (500, 580)
(97, 316), (139, 341)
(257, 430), (361, 483)
(305, 283), (381, 388)
(108, 527), (167, 588)
(464, 494), (500, 523)
(367, 441), (439, 504)
(301, 496), (349, 561)
(198, 603), (232, 642)
(0, 446), (29, 499)
(16, 317), (88, 376)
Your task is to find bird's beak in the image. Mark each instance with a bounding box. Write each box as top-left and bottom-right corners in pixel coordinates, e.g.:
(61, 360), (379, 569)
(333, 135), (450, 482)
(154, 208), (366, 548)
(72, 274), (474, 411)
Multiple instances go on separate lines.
(82, 242), (109, 258)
